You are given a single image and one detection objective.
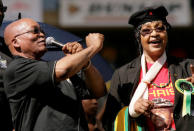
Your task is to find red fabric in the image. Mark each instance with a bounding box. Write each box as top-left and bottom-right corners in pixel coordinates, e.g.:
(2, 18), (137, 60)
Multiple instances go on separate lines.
(139, 62), (175, 130)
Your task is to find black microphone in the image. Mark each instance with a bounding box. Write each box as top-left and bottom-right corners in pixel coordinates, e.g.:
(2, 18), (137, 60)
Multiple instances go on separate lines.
(46, 37), (83, 48)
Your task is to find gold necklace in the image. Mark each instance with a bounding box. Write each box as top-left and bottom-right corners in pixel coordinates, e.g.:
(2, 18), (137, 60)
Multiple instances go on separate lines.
(150, 71), (170, 88)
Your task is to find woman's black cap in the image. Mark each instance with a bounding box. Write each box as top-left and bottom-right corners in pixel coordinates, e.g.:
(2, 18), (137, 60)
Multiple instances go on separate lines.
(128, 6), (169, 27)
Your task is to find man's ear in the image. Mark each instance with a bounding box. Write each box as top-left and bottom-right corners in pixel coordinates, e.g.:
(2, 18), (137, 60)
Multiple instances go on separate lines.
(12, 38), (20, 48)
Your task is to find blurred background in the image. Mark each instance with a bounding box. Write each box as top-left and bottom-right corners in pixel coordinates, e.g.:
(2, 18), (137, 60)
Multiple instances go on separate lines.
(2, 0), (194, 70)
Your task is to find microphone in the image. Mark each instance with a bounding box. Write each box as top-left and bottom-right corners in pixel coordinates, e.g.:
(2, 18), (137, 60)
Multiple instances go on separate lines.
(46, 37), (83, 48)
(46, 37), (64, 47)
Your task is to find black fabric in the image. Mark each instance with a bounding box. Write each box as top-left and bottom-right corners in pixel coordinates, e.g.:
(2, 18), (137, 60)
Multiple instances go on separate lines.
(0, 36), (13, 131)
(0, 89), (13, 131)
(0, 36), (12, 57)
(70, 74), (94, 99)
(128, 6), (169, 27)
(102, 55), (194, 131)
(175, 114), (194, 131)
(4, 56), (89, 131)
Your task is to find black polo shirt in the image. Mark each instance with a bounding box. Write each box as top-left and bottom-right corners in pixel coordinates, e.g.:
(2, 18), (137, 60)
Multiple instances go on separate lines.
(4, 56), (89, 131)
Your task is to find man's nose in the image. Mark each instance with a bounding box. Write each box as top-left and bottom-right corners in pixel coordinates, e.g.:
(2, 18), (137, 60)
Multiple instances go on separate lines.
(39, 31), (45, 37)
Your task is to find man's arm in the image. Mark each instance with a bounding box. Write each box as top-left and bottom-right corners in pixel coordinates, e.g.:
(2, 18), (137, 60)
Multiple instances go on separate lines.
(55, 44), (97, 80)
(80, 33), (106, 98)
(83, 64), (106, 98)
(54, 33), (105, 98)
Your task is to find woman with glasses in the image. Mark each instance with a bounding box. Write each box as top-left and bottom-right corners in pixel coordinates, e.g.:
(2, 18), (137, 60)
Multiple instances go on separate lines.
(102, 6), (194, 131)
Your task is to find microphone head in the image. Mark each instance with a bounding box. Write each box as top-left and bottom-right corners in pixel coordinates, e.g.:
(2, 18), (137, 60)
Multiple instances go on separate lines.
(46, 37), (55, 45)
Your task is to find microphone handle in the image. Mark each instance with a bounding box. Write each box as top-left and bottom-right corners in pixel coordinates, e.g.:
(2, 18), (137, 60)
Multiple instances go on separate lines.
(52, 39), (84, 47)
(52, 40), (64, 47)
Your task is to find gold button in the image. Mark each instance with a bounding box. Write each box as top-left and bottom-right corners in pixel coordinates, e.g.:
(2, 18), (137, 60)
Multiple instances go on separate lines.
(174, 73), (178, 77)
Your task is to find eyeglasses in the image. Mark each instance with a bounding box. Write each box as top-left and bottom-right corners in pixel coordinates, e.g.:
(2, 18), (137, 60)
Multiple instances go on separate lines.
(14, 27), (45, 38)
(0, 6), (7, 12)
(140, 25), (166, 36)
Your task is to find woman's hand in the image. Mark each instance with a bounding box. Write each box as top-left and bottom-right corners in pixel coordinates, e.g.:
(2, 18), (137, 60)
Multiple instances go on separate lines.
(134, 98), (154, 117)
(186, 64), (194, 84)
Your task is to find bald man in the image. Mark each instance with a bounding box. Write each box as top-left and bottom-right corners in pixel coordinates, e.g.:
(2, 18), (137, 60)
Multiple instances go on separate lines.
(4, 18), (106, 131)
(0, 0), (13, 131)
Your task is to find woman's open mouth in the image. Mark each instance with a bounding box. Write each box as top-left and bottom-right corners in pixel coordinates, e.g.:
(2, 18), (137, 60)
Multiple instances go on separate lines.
(149, 40), (162, 44)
